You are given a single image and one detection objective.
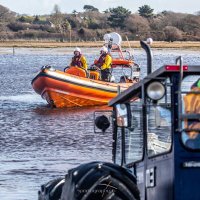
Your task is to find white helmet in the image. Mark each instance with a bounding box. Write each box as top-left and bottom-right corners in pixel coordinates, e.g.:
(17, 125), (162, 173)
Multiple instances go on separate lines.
(146, 38), (153, 45)
(100, 46), (108, 54)
(74, 47), (81, 53)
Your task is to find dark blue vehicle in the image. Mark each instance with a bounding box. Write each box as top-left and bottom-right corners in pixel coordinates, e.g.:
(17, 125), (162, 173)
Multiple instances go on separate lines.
(38, 42), (200, 200)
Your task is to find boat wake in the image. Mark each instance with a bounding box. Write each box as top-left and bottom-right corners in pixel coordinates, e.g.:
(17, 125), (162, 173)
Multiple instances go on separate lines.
(0, 93), (45, 103)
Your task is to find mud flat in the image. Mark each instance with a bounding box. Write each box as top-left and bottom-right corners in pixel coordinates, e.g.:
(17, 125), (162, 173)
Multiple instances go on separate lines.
(0, 40), (200, 49)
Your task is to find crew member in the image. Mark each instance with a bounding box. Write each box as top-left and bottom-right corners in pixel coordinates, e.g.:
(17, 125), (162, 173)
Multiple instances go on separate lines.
(95, 46), (112, 81)
(70, 47), (88, 70)
(184, 78), (200, 145)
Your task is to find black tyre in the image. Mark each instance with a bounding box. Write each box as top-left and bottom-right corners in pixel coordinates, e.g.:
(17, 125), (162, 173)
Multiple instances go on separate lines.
(38, 177), (65, 200)
(61, 162), (140, 200)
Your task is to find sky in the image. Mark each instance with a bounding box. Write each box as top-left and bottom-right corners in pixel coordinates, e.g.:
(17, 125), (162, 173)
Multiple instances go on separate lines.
(0, 0), (200, 15)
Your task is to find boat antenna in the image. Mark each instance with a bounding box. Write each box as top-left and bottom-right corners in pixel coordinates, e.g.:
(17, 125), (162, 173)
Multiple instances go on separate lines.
(108, 38), (113, 53)
(140, 40), (153, 75)
(125, 35), (134, 56)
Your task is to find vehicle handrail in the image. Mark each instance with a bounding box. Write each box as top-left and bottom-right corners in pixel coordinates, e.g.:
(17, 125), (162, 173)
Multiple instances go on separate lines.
(181, 114), (200, 120)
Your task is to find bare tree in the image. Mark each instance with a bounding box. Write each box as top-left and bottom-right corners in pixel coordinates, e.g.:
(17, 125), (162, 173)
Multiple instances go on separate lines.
(0, 4), (16, 36)
(50, 4), (64, 33)
(125, 14), (150, 37)
(0, 5), (16, 23)
(164, 26), (183, 41)
(180, 15), (200, 36)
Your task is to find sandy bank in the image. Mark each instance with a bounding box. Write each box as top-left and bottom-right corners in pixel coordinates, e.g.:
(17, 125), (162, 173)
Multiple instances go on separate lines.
(0, 40), (200, 49)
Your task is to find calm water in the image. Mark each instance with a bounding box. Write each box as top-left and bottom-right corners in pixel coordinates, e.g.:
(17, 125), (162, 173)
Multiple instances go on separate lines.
(0, 47), (200, 200)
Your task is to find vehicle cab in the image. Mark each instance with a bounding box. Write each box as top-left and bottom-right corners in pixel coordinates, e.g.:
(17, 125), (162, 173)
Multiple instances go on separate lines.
(109, 58), (200, 200)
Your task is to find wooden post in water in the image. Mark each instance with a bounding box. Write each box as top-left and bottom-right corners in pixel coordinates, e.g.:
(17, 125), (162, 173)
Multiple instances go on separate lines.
(13, 46), (15, 55)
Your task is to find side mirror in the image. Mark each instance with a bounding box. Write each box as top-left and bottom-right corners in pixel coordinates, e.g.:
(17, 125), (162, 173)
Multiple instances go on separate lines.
(115, 104), (131, 128)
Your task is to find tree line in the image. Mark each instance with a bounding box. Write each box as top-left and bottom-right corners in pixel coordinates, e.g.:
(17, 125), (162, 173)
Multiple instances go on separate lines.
(0, 4), (200, 42)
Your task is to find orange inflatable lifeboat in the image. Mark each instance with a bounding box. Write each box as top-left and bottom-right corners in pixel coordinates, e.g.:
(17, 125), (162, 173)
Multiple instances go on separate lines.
(32, 33), (140, 108)
(31, 65), (138, 108)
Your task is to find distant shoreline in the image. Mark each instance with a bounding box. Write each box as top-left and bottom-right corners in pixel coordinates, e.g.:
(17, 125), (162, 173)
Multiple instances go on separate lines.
(0, 40), (200, 49)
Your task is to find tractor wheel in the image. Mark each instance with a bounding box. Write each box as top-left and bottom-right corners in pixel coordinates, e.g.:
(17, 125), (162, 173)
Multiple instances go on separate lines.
(38, 177), (64, 200)
(61, 162), (140, 200)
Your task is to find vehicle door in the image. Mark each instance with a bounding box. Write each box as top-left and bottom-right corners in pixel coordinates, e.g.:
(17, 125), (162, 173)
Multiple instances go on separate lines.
(145, 78), (173, 200)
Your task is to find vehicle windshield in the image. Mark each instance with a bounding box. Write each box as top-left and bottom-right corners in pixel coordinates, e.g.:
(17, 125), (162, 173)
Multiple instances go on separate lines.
(147, 78), (172, 156)
(114, 99), (143, 165)
(181, 75), (200, 150)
